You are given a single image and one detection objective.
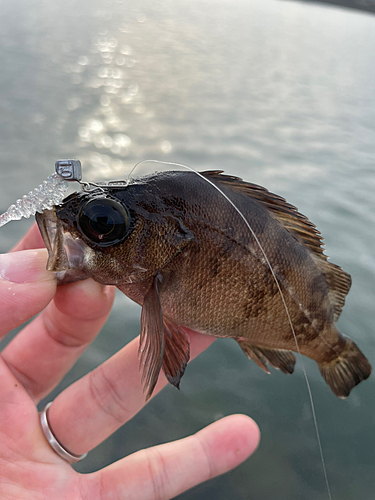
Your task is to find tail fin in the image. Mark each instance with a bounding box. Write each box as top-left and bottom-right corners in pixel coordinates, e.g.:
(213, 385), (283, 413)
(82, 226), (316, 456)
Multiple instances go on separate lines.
(319, 338), (371, 398)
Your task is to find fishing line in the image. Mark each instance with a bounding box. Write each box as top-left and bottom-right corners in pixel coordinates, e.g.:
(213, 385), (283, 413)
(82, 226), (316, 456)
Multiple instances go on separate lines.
(129, 159), (333, 500)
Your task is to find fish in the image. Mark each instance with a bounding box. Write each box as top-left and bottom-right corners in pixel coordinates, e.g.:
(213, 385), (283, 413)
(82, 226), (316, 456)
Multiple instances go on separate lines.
(35, 170), (371, 400)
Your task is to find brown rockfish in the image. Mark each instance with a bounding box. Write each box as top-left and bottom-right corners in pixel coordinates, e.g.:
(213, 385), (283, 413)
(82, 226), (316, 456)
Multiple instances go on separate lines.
(36, 170), (371, 399)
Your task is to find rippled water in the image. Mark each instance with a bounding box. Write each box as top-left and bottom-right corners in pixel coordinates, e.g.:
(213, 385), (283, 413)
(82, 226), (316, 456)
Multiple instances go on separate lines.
(1, 0), (375, 498)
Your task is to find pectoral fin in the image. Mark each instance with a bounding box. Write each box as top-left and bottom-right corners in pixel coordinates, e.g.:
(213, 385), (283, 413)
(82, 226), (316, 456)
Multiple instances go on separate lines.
(162, 318), (190, 389)
(139, 276), (191, 400)
(237, 339), (296, 375)
(139, 275), (165, 400)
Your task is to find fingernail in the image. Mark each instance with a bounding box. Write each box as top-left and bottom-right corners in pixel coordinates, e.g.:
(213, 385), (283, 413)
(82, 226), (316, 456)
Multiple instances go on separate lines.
(0, 249), (55, 284)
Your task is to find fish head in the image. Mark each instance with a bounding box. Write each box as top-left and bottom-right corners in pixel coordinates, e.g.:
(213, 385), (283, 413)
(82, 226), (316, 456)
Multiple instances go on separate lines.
(36, 178), (194, 286)
(35, 192), (97, 284)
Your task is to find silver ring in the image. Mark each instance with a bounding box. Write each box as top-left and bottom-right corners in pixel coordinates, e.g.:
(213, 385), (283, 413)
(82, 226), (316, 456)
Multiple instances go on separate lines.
(39, 402), (87, 464)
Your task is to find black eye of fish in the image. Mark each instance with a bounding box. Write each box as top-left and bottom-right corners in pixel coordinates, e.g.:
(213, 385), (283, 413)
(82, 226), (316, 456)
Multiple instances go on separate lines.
(78, 198), (130, 246)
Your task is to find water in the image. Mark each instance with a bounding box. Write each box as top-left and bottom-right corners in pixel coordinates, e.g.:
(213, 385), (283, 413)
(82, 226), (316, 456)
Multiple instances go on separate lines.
(1, 0), (375, 498)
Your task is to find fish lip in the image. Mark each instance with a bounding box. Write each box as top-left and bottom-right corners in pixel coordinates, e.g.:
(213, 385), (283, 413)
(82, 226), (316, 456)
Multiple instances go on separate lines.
(36, 209), (88, 276)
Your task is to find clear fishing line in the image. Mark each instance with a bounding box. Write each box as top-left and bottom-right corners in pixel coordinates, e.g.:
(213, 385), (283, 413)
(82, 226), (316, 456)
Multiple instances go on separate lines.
(129, 159), (333, 500)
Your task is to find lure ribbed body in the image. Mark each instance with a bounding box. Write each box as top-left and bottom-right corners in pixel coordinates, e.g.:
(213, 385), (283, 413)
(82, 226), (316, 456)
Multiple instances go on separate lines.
(0, 174), (68, 228)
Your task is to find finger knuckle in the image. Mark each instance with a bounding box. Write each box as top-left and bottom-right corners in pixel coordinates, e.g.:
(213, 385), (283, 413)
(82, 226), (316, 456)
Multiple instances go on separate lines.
(43, 312), (88, 349)
(144, 449), (170, 500)
(195, 434), (215, 480)
(88, 365), (132, 425)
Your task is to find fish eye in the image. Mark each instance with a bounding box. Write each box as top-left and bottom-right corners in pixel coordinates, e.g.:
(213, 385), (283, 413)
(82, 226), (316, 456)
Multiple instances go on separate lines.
(78, 198), (130, 246)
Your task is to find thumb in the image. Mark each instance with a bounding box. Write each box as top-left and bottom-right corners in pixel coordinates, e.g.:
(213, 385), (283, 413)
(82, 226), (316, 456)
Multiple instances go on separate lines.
(0, 249), (56, 338)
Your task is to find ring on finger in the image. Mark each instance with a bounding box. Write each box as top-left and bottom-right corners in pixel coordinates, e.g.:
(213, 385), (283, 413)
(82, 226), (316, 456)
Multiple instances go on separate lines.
(39, 402), (87, 464)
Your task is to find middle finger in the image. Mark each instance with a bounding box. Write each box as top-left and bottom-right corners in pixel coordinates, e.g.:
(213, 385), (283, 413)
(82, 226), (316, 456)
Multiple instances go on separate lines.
(46, 330), (215, 457)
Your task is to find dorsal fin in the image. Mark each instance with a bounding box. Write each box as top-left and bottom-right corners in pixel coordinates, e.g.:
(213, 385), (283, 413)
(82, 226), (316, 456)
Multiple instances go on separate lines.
(311, 257), (351, 322)
(201, 171), (325, 257)
(201, 170), (351, 321)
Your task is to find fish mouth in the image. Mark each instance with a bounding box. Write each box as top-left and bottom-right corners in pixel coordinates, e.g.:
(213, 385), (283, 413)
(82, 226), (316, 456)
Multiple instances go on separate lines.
(36, 209), (91, 284)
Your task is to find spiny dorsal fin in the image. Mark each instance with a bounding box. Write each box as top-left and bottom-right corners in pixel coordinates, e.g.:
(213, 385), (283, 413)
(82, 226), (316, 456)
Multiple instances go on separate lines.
(201, 170), (351, 321)
(201, 170), (326, 257)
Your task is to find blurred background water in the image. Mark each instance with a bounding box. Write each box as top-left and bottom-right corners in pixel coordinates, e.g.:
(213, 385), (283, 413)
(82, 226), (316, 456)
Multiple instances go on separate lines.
(1, 0), (375, 498)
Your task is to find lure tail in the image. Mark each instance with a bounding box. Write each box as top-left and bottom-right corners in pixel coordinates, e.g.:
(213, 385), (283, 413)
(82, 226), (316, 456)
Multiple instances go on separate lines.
(318, 337), (371, 398)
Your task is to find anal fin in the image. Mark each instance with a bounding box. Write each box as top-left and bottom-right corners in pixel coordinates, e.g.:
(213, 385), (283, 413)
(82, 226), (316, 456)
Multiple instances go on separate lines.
(237, 339), (296, 375)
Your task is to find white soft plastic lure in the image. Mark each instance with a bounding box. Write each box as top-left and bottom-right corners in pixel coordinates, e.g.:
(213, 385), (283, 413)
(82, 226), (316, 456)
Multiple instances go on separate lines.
(0, 173), (69, 228)
(0, 159), (84, 228)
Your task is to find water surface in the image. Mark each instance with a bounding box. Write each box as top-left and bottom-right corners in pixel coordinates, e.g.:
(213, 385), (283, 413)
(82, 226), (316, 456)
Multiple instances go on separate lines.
(0, 1), (374, 498)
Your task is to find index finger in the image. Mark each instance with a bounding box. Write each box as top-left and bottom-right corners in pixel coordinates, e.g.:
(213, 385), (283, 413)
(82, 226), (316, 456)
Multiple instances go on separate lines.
(0, 249), (56, 338)
(11, 223), (45, 252)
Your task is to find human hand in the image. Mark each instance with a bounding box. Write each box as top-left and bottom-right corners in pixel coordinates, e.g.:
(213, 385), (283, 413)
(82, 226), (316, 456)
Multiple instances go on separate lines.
(0, 224), (260, 499)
